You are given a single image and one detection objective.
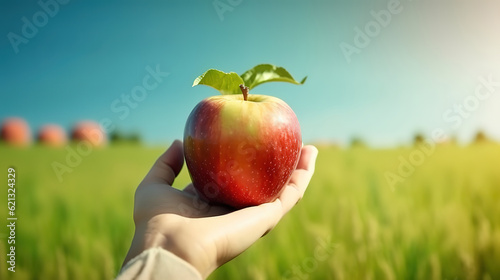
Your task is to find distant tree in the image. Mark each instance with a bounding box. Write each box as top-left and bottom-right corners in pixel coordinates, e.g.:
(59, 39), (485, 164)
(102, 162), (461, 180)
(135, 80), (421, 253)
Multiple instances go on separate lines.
(110, 130), (125, 143)
(413, 133), (425, 146)
(473, 130), (489, 144)
(128, 132), (141, 145)
(350, 136), (366, 148)
(109, 129), (141, 145)
(71, 121), (106, 147)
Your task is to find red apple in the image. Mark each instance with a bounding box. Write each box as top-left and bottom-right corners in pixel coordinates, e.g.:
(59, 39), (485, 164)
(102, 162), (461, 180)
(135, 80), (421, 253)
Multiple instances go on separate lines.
(38, 124), (67, 147)
(71, 121), (107, 147)
(1, 117), (31, 147)
(183, 86), (302, 208)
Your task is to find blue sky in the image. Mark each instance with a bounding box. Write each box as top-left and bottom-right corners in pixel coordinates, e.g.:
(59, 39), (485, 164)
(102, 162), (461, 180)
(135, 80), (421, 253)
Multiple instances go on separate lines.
(1, 0), (500, 147)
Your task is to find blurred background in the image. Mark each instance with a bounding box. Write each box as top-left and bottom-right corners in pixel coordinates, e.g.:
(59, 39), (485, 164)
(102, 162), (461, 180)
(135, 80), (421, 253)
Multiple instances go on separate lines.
(1, 0), (499, 279)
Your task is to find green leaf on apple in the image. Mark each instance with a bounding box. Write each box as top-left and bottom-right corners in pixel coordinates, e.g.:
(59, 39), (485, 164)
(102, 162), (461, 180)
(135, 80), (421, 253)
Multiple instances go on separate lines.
(192, 69), (245, 95)
(240, 64), (307, 90)
(193, 64), (306, 95)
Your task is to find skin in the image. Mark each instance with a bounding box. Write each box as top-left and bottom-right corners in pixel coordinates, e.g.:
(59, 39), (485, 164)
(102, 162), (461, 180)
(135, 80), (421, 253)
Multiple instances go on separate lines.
(122, 140), (318, 279)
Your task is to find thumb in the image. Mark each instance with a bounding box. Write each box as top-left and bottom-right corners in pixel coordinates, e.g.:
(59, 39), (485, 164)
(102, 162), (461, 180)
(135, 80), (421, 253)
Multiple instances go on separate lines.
(141, 140), (184, 185)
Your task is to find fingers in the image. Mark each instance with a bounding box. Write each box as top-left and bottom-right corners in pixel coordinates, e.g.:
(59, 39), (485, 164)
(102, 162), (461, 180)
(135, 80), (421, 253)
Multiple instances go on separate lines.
(201, 202), (283, 263)
(278, 145), (318, 214)
(142, 140), (184, 186)
(201, 146), (318, 261)
(182, 184), (198, 196)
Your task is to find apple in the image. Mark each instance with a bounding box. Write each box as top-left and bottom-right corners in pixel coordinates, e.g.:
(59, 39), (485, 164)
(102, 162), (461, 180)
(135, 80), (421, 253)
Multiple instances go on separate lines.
(184, 86), (302, 208)
(0, 117), (32, 147)
(38, 124), (67, 147)
(71, 121), (107, 147)
(183, 65), (306, 208)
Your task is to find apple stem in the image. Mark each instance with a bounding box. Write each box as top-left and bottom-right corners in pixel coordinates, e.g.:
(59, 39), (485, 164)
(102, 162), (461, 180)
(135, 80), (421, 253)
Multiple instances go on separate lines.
(239, 84), (249, 101)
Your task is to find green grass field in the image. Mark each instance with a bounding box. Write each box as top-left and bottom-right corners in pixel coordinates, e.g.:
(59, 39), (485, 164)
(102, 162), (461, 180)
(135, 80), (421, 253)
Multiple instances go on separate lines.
(1, 143), (499, 279)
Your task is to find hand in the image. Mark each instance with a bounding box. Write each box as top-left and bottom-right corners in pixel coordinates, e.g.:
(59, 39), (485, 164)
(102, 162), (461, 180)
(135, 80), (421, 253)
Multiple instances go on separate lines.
(122, 140), (318, 279)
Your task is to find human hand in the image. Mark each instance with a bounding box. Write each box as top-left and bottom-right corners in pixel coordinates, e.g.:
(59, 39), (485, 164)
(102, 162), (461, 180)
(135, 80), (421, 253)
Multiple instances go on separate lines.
(122, 140), (318, 279)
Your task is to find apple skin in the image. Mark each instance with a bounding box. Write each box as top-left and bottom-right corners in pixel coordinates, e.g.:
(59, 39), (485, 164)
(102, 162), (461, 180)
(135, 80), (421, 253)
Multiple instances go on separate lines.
(183, 94), (302, 209)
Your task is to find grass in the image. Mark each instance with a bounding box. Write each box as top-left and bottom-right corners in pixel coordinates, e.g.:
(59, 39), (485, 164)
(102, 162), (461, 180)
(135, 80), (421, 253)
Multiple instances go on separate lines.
(0, 143), (499, 279)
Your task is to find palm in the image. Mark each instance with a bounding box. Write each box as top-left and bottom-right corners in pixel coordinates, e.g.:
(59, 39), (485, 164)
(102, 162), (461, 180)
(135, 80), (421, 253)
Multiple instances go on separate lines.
(124, 140), (317, 279)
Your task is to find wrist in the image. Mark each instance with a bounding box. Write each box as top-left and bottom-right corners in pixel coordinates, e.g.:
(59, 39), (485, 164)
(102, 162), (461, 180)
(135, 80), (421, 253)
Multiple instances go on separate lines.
(123, 216), (214, 278)
(122, 225), (148, 267)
